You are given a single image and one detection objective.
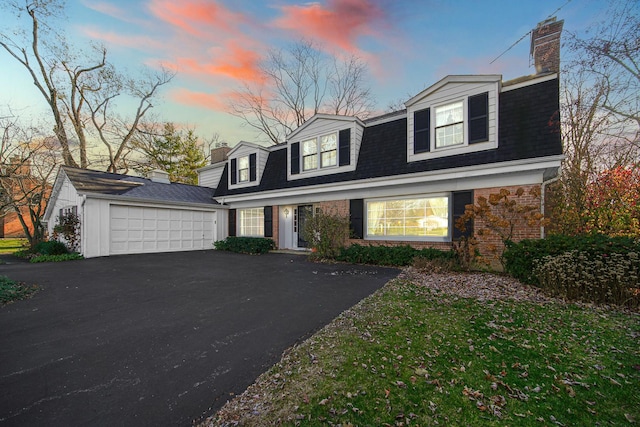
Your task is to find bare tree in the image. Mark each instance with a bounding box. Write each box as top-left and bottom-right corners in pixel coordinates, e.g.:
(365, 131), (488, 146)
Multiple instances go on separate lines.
(0, 0), (174, 172)
(567, 0), (639, 147)
(0, 114), (58, 247)
(549, 0), (640, 235)
(229, 39), (376, 145)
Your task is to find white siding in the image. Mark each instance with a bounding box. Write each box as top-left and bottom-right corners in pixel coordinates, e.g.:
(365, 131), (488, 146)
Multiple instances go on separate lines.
(198, 164), (225, 188)
(227, 145), (269, 190)
(288, 119), (363, 180)
(45, 175), (82, 238)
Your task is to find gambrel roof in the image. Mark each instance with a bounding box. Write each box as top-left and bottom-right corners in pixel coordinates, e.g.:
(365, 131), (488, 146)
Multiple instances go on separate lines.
(214, 75), (562, 197)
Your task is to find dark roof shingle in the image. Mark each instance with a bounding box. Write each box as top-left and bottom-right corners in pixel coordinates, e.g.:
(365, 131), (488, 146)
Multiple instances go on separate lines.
(62, 167), (218, 206)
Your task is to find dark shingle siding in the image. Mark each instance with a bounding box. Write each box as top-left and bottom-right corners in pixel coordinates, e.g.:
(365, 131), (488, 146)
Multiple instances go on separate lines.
(215, 77), (561, 197)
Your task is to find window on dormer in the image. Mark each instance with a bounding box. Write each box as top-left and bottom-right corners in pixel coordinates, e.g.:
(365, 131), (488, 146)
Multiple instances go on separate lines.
(302, 132), (337, 171)
(302, 139), (318, 171)
(320, 133), (337, 167)
(238, 156), (249, 182)
(412, 92), (490, 156)
(230, 153), (257, 186)
(435, 101), (464, 148)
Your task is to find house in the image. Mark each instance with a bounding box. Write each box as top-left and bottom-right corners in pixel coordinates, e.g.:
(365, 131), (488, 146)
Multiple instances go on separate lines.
(0, 158), (50, 239)
(43, 167), (225, 257)
(200, 18), (564, 255)
(43, 18), (563, 259)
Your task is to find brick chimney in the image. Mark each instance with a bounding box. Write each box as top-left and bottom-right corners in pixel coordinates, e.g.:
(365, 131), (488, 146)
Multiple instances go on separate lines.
(530, 17), (564, 74)
(210, 146), (231, 165)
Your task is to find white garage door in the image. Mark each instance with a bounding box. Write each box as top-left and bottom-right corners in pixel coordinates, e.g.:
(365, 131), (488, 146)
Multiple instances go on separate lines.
(110, 205), (216, 255)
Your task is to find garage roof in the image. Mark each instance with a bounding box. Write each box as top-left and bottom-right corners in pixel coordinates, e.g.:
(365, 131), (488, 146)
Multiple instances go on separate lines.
(62, 166), (219, 206)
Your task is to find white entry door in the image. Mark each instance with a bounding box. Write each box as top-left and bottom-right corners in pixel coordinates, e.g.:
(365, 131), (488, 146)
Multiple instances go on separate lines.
(110, 205), (216, 255)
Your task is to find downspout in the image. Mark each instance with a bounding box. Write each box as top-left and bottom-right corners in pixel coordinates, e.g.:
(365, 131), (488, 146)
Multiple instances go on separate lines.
(81, 195), (87, 256)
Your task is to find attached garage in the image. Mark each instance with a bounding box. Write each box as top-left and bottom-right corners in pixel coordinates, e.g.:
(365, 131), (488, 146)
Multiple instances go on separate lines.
(109, 205), (216, 255)
(44, 167), (225, 258)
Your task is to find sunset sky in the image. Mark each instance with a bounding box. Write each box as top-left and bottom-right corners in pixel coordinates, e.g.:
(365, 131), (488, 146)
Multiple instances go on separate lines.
(0, 0), (617, 148)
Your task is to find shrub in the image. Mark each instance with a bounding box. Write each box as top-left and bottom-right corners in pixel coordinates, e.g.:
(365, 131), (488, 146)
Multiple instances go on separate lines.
(52, 211), (81, 252)
(504, 234), (640, 284)
(533, 251), (639, 308)
(302, 208), (350, 259)
(30, 253), (84, 263)
(214, 237), (275, 254)
(32, 240), (69, 256)
(335, 244), (456, 267)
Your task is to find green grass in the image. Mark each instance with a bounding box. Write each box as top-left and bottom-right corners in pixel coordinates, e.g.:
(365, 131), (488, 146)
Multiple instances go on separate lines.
(0, 276), (39, 305)
(210, 279), (640, 426)
(0, 238), (28, 254)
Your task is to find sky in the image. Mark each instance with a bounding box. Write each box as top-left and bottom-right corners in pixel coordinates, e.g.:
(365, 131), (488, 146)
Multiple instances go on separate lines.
(0, 0), (620, 148)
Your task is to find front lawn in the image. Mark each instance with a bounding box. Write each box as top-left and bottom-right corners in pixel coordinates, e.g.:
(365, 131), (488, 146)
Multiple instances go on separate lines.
(0, 238), (27, 254)
(207, 272), (640, 426)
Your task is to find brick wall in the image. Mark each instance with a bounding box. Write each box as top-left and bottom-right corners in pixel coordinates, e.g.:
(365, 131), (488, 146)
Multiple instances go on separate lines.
(472, 184), (543, 267)
(271, 206), (280, 247)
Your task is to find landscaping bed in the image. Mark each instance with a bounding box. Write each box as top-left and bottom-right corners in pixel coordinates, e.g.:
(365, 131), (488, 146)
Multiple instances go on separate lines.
(203, 269), (640, 426)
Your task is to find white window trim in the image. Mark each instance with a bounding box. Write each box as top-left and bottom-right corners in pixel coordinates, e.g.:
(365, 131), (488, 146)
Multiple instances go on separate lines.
(237, 207), (264, 237)
(229, 152), (260, 190)
(301, 132), (338, 172)
(238, 155), (249, 183)
(364, 193), (452, 242)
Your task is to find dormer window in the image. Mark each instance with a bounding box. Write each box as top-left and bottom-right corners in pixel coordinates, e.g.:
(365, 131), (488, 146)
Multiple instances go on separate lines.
(302, 132), (337, 171)
(238, 156), (250, 182)
(407, 76), (498, 162)
(435, 101), (464, 148)
(230, 153), (257, 186)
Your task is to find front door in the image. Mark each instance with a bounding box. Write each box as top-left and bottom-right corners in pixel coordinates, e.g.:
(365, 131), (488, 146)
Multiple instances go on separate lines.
(296, 205), (313, 248)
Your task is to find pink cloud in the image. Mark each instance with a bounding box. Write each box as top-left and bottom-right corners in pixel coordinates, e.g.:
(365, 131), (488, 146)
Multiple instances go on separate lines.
(171, 88), (228, 111)
(273, 0), (387, 52)
(168, 40), (264, 85)
(147, 0), (248, 38)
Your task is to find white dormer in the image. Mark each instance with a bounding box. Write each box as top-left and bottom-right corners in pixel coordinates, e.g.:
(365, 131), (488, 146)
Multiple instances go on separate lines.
(227, 142), (270, 189)
(405, 75), (501, 162)
(287, 114), (365, 181)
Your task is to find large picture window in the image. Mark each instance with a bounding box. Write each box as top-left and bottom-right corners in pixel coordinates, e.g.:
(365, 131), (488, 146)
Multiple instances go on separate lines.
(435, 101), (464, 148)
(238, 208), (264, 237)
(366, 196), (449, 239)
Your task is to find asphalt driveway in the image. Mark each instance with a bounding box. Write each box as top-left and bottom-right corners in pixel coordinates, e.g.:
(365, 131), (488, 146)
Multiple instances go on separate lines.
(0, 250), (399, 426)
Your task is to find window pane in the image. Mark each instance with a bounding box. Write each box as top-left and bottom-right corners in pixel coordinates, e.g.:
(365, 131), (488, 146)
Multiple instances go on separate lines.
(239, 169), (249, 182)
(436, 123), (464, 148)
(366, 196), (449, 238)
(238, 208), (264, 237)
(321, 151), (336, 167)
(320, 134), (337, 152)
(238, 156), (249, 169)
(302, 139), (317, 155)
(435, 102), (463, 126)
(303, 154), (317, 171)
